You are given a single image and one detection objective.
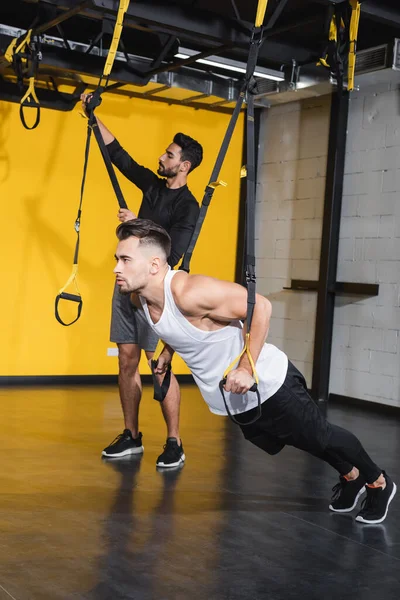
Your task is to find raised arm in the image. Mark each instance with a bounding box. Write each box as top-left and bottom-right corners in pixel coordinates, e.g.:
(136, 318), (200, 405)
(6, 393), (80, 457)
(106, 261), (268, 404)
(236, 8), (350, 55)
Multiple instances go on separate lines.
(174, 275), (272, 393)
(80, 93), (158, 193)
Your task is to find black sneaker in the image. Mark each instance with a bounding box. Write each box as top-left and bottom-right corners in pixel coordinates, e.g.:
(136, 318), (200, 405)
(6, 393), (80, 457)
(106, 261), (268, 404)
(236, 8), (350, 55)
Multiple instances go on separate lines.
(102, 429), (144, 458)
(156, 438), (185, 468)
(355, 472), (397, 524)
(329, 475), (366, 512)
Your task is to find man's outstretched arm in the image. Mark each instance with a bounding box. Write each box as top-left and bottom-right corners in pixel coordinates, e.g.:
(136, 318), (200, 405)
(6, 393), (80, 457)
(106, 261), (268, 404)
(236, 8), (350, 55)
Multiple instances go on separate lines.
(174, 275), (272, 393)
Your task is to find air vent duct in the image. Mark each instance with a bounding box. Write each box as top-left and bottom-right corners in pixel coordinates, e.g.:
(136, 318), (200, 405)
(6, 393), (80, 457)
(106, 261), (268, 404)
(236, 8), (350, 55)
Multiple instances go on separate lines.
(355, 44), (390, 75)
(393, 39), (400, 71)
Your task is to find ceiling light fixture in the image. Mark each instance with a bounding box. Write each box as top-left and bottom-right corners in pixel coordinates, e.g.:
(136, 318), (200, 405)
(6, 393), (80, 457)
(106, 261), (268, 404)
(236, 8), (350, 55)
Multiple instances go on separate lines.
(175, 47), (284, 82)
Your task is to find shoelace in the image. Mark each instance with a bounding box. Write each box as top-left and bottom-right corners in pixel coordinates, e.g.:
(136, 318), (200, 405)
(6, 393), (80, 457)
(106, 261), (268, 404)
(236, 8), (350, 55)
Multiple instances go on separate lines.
(162, 441), (180, 458)
(109, 431), (131, 446)
(358, 487), (380, 513)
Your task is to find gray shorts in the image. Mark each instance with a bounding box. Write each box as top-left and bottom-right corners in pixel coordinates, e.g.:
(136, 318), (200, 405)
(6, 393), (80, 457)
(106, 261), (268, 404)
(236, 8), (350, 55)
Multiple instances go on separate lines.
(110, 282), (159, 351)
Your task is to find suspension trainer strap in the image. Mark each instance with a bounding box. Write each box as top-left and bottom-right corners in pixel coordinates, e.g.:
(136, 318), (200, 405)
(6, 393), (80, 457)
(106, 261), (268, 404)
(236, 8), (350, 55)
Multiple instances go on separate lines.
(158, 0), (268, 402)
(19, 35), (41, 130)
(150, 339), (172, 402)
(86, 0), (130, 208)
(348, 0), (361, 92)
(55, 0), (130, 325)
(180, 27), (264, 274)
(3, 28), (41, 129)
(179, 90), (245, 272)
(55, 120), (93, 325)
(219, 92), (262, 426)
(88, 96), (128, 209)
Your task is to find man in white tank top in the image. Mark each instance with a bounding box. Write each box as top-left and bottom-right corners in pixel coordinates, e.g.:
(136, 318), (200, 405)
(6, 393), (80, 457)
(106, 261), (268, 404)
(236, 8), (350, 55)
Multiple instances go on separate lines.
(112, 219), (396, 525)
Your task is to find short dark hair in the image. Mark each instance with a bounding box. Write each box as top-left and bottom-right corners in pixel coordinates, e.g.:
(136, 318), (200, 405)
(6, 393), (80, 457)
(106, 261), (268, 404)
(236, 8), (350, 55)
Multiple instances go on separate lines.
(116, 219), (171, 259)
(173, 132), (203, 173)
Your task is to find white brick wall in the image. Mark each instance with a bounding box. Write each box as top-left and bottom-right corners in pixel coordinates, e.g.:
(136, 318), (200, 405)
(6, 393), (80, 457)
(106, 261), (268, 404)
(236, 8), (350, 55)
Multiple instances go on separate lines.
(330, 79), (400, 407)
(256, 97), (331, 385)
(257, 85), (400, 406)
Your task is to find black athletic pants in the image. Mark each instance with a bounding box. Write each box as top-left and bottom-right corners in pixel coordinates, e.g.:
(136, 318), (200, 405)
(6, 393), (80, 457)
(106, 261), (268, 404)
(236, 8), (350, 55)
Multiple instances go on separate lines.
(235, 361), (382, 484)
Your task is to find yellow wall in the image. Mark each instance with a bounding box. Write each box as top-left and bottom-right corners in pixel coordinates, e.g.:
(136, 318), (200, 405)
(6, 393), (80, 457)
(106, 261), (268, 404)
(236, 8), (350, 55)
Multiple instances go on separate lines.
(0, 96), (243, 376)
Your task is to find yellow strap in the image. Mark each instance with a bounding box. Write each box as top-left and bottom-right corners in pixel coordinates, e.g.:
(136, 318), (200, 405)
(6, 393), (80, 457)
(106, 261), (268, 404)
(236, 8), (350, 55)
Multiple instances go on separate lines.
(208, 180), (227, 189)
(317, 56), (330, 68)
(255, 0), (269, 28)
(329, 15), (337, 42)
(153, 338), (166, 362)
(15, 29), (32, 55)
(348, 0), (361, 92)
(223, 333), (259, 385)
(4, 38), (17, 63)
(102, 0), (131, 78)
(59, 263), (81, 296)
(4, 28), (32, 65)
(20, 76), (39, 105)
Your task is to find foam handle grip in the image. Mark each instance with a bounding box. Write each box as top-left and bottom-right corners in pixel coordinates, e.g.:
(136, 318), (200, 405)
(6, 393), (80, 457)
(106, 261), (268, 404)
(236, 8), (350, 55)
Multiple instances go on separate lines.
(220, 378), (258, 393)
(59, 292), (81, 302)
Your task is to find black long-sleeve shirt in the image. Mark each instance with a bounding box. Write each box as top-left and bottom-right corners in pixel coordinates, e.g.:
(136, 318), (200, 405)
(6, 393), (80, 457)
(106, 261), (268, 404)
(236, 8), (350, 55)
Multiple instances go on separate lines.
(107, 139), (200, 267)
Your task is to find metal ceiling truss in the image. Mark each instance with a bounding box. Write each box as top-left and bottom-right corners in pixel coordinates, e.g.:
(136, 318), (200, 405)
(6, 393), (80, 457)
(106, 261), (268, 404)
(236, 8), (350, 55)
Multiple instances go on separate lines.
(0, 0), (330, 113)
(0, 23), (242, 113)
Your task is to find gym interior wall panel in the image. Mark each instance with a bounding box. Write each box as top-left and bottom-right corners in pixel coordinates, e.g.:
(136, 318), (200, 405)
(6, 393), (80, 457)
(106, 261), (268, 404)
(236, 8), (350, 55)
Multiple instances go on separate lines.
(0, 96), (244, 376)
(256, 96), (331, 386)
(329, 80), (400, 407)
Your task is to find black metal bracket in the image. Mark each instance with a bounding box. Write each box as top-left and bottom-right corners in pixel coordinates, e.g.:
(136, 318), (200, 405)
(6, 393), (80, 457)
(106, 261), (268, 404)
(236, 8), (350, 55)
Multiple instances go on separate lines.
(284, 280), (380, 296)
(284, 280), (318, 292)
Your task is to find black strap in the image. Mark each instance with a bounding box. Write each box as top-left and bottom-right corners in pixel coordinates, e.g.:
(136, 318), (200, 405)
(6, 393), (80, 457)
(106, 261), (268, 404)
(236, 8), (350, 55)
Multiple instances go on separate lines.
(178, 29), (264, 423)
(86, 90), (128, 209)
(218, 91), (260, 427)
(54, 116), (93, 326)
(179, 27), (264, 273)
(19, 101), (40, 130)
(55, 293), (83, 327)
(244, 91), (257, 334)
(150, 360), (172, 402)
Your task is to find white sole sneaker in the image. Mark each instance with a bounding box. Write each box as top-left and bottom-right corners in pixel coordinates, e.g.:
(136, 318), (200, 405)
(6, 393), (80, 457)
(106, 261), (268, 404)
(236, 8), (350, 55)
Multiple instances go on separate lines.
(329, 486), (366, 513)
(102, 445), (144, 458)
(156, 453), (186, 468)
(355, 482), (397, 524)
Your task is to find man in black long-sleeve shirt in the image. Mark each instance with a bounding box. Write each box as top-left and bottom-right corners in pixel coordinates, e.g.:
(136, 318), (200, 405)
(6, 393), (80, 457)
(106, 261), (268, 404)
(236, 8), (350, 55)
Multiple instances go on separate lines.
(81, 94), (202, 467)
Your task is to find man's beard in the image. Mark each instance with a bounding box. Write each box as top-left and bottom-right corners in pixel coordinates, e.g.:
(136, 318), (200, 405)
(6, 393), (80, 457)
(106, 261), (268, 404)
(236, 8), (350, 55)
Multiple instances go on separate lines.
(157, 164), (179, 178)
(119, 287), (134, 295)
(117, 279), (136, 295)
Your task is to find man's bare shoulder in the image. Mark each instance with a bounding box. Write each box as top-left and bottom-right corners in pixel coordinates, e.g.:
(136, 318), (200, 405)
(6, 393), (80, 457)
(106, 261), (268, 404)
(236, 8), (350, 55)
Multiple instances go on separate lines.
(171, 272), (229, 314)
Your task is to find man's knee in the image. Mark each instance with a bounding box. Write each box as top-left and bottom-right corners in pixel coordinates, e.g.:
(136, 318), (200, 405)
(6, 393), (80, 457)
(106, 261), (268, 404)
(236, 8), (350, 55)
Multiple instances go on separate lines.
(118, 344), (140, 375)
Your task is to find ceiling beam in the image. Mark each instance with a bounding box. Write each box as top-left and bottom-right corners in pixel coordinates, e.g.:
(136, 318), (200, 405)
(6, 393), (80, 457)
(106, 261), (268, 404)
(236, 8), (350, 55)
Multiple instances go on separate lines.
(37, 0), (315, 67)
(312, 0), (400, 27)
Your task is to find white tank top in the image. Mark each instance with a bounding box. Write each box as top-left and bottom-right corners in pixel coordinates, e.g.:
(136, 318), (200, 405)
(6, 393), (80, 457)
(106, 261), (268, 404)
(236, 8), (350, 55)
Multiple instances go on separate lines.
(140, 269), (288, 416)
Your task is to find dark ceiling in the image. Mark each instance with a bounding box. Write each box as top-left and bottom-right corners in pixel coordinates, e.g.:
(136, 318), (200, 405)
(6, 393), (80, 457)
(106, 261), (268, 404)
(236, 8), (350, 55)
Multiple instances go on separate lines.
(1, 0), (399, 68)
(0, 0), (399, 111)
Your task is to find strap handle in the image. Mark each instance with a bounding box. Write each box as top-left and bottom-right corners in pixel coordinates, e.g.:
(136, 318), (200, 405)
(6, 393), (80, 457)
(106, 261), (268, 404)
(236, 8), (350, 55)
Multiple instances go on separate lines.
(150, 339), (172, 402)
(219, 332), (261, 425)
(19, 77), (40, 130)
(55, 264), (83, 326)
(218, 379), (262, 426)
(54, 119), (90, 327)
(55, 292), (83, 327)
